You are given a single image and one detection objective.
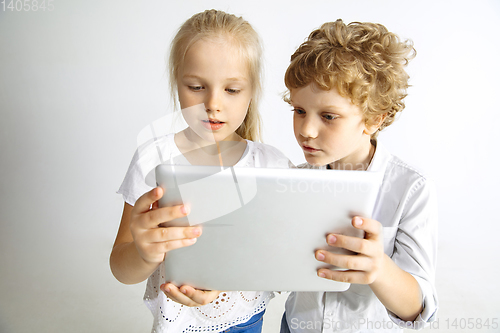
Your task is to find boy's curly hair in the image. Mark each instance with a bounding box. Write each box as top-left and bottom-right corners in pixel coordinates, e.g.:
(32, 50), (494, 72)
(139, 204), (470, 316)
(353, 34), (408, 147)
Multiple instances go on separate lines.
(284, 19), (416, 137)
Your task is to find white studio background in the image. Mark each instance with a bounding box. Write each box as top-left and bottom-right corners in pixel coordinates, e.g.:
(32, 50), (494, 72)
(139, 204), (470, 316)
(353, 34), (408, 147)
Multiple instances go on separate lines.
(1, 1), (499, 332)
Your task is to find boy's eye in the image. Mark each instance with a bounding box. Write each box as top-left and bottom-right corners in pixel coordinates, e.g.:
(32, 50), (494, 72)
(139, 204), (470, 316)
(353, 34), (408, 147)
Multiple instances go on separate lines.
(292, 108), (305, 115)
(323, 114), (337, 121)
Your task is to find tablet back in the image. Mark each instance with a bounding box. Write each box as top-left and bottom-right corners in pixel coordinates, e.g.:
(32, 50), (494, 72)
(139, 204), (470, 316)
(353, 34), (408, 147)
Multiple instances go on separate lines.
(156, 164), (382, 291)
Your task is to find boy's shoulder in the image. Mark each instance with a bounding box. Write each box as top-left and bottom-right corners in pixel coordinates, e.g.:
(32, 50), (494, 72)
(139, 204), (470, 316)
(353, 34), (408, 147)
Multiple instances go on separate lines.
(385, 150), (429, 184)
(379, 147), (436, 201)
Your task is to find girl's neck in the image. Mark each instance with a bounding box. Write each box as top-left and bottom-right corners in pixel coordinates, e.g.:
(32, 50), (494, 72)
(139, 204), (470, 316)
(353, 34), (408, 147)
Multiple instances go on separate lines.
(174, 129), (247, 166)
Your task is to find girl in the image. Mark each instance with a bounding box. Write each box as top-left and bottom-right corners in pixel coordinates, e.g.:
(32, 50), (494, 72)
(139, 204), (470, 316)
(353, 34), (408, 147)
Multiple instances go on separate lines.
(110, 9), (289, 333)
(280, 20), (438, 332)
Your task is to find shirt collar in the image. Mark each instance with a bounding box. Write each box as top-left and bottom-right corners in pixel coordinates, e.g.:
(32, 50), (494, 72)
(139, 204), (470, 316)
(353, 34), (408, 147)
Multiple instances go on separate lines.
(366, 140), (392, 173)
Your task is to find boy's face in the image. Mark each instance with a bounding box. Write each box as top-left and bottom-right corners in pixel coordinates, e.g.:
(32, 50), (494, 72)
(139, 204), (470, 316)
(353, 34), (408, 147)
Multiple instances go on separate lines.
(290, 83), (376, 168)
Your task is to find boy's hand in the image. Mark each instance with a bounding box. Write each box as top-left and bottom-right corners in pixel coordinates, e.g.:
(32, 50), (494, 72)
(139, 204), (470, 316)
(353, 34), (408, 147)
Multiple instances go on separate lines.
(315, 216), (385, 285)
(160, 283), (221, 307)
(130, 187), (202, 264)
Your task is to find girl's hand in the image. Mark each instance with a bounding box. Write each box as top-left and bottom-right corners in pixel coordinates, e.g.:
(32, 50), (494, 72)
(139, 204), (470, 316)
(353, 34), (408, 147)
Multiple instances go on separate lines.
(130, 187), (202, 264)
(315, 216), (385, 285)
(160, 283), (221, 307)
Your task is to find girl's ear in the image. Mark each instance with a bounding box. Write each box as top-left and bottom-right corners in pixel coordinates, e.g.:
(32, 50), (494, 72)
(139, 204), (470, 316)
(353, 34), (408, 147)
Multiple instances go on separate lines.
(364, 113), (387, 135)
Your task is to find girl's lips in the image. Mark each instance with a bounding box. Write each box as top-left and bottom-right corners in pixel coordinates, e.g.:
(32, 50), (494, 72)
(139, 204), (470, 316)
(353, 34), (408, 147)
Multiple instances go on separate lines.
(302, 144), (321, 153)
(202, 119), (225, 131)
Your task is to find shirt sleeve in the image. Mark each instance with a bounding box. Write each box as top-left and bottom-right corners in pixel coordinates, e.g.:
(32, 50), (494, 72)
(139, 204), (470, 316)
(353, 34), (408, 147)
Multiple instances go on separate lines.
(253, 143), (294, 169)
(388, 177), (439, 329)
(116, 140), (163, 206)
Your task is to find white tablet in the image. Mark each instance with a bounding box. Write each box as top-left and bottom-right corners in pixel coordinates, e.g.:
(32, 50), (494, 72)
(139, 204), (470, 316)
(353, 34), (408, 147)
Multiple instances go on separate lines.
(156, 164), (382, 291)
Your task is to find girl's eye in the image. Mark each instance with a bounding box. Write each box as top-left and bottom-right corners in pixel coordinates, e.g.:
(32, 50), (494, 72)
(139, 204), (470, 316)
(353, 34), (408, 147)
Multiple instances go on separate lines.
(189, 86), (203, 91)
(226, 88), (240, 94)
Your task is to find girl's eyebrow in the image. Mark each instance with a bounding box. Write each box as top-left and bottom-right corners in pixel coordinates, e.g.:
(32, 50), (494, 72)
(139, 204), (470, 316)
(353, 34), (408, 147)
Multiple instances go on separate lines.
(226, 77), (248, 82)
(182, 74), (248, 82)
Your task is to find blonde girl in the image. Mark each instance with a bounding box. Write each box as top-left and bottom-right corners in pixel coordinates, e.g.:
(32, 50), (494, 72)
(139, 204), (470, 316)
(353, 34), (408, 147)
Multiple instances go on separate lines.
(110, 9), (289, 333)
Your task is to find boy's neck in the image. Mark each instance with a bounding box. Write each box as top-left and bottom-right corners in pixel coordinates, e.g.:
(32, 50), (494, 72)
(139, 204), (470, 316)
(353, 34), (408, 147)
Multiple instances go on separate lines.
(328, 141), (376, 171)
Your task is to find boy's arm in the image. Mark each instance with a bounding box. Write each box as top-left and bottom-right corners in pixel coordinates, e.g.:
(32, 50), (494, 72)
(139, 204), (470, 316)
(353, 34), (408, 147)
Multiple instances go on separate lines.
(317, 179), (438, 324)
(370, 254), (423, 321)
(316, 216), (422, 321)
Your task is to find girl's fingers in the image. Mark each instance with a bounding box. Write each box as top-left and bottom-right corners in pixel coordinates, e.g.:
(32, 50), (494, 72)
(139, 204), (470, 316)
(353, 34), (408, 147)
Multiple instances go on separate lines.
(134, 187), (164, 214)
(178, 286), (220, 306)
(136, 234), (199, 264)
(148, 226), (202, 243)
(161, 284), (198, 306)
(144, 204), (189, 228)
(158, 237), (199, 253)
(161, 284), (217, 307)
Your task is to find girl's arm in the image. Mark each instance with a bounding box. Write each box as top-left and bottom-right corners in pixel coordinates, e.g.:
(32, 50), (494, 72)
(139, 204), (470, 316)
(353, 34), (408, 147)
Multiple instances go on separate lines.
(110, 187), (202, 284)
(315, 216), (422, 321)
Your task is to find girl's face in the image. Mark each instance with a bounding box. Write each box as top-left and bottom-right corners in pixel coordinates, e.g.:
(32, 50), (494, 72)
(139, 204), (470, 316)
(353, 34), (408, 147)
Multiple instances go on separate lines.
(290, 83), (378, 169)
(177, 38), (252, 145)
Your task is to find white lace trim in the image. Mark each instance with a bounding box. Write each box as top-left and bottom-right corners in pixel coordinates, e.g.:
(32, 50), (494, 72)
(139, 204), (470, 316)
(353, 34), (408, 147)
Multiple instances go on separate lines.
(144, 262), (274, 333)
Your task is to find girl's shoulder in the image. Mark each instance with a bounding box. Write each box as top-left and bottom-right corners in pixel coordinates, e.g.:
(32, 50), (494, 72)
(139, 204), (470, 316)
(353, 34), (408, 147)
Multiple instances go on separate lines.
(243, 141), (293, 169)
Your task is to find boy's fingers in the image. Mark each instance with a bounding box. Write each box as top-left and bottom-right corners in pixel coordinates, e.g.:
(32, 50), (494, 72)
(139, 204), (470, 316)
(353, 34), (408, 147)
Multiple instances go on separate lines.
(315, 250), (371, 271)
(317, 268), (374, 285)
(352, 217), (382, 240)
(325, 233), (374, 256)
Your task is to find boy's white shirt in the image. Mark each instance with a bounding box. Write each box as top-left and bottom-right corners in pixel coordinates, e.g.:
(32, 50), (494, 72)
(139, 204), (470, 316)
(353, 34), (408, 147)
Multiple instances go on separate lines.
(284, 142), (438, 333)
(117, 133), (291, 333)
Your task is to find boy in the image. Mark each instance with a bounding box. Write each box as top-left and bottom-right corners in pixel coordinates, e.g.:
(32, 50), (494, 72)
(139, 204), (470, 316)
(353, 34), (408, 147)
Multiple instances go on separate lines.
(280, 19), (438, 332)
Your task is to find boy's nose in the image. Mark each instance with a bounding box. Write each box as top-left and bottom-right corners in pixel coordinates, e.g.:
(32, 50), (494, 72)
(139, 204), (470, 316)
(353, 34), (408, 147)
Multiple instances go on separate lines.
(299, 116), (318, 139)
(205, 90), (221, 113)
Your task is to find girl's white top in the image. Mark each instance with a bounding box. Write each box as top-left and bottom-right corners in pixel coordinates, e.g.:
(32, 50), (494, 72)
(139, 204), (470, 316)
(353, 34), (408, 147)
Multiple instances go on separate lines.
(117, 133), (291, 333)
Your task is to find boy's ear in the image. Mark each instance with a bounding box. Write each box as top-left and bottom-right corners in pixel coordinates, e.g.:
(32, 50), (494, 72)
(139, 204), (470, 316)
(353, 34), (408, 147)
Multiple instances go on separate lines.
(364, 113), (387, 135)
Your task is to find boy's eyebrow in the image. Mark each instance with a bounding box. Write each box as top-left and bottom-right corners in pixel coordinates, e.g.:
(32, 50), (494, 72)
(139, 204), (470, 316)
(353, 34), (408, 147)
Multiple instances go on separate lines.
(322, 105), (343, 112)
(290, 100), (343, 112)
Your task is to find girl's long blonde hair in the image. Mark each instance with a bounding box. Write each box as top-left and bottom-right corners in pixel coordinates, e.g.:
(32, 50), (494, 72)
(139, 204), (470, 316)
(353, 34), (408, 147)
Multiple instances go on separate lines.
(169, 9), (263, 142)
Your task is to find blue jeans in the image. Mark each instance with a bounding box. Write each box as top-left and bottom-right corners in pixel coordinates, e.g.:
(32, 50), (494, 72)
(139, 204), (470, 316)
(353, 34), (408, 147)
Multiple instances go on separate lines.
(280, 312), (291, 333)
(222, 310), (265, 332)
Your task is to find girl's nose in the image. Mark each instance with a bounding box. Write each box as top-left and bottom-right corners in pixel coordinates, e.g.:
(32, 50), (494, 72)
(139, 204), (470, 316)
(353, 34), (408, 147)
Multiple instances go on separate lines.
(205, 90), (221, 113)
